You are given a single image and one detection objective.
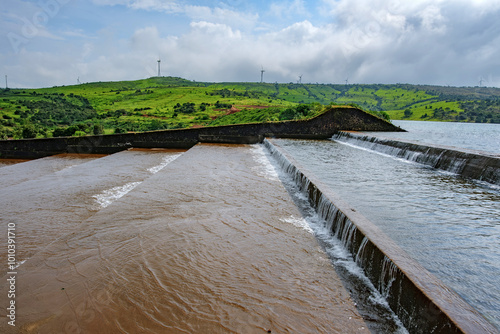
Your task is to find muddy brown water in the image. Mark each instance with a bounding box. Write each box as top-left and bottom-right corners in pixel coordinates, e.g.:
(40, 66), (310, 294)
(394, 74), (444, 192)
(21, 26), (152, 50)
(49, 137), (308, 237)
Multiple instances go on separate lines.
(0, 145), (368, 333)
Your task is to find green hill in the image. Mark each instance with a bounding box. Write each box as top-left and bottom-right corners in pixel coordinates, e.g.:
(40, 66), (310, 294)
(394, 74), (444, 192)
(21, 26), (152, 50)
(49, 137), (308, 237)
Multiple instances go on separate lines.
(1, 77), (499, 139)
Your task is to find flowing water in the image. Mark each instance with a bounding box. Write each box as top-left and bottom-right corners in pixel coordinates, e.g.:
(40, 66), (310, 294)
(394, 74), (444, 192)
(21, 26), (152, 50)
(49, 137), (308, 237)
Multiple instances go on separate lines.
(2, 121), (498, 332)
(0, 159), (29, 168)
(1, 145), (376, 333)
(271, 137), (500, 330)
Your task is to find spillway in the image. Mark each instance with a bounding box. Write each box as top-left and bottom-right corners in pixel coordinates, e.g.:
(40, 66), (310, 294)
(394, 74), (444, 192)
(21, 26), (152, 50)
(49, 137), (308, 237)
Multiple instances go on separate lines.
(332, 131), (500, 185)
(264, 137), (499, 333)
(1, 145), (370, 333)
(2, 138), (498, 333)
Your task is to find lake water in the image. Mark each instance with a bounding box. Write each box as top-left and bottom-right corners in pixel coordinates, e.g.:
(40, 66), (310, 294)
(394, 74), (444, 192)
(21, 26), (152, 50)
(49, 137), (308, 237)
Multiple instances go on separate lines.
(271, 121), (500, 330)
(372, 120), (500, 155)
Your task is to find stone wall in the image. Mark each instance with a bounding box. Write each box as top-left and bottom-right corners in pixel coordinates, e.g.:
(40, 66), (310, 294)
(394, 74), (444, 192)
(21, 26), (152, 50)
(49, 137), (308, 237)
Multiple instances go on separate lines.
(0, 106), (402, 159)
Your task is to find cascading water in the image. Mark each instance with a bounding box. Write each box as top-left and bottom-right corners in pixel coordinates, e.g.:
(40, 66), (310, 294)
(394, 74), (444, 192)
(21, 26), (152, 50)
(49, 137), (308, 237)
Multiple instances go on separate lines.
(263, 140), (408, 333)
(264, 138), (499, 334)
(379, 257), (399, 299)
(332, 131), (500, 185)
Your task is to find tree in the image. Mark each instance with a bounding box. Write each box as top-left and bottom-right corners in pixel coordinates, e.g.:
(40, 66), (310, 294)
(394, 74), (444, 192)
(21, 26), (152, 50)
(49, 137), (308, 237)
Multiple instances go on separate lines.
(0, 126), (8, 140)
(296, 104), (311, 117)
(174, 102), (196, 114)
(93, 124), (104, 135)
(279, 107), (296, 120)
(114, 127), (127, 134)
(21, 124), (39, 138)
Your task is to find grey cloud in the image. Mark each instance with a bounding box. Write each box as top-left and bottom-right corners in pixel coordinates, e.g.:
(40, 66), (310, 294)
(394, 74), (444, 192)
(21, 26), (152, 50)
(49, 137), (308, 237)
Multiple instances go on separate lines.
(2, 0), (500, 87)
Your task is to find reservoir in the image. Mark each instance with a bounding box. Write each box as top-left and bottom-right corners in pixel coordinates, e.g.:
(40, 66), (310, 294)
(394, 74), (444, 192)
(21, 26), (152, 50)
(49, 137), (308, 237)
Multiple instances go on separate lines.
(375, 120), (500, 155)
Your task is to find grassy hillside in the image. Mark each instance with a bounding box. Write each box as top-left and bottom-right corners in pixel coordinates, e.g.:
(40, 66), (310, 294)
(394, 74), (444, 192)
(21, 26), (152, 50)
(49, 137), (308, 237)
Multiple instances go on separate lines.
(1, 77), (499, 139)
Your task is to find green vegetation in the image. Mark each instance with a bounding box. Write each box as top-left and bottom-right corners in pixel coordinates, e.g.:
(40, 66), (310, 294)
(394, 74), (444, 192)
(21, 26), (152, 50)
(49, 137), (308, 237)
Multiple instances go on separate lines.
(209, 103), (324, 126)
(1, 77), (499, 139)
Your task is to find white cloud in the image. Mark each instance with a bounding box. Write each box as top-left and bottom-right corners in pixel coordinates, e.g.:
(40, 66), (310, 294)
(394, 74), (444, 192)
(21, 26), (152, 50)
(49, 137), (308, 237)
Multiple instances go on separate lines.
(184, 6), (259, 31)
(418, 5), (446, 33)
(2, 0), (500, 87)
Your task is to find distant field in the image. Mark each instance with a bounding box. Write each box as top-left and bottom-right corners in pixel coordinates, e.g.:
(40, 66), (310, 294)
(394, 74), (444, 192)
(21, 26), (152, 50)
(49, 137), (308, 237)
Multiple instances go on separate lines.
(1, 77), (499, 139)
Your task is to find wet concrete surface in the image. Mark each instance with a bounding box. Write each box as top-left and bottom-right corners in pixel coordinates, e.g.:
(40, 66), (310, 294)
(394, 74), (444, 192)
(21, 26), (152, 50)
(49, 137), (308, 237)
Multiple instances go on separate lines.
(1, 144), (368, 333)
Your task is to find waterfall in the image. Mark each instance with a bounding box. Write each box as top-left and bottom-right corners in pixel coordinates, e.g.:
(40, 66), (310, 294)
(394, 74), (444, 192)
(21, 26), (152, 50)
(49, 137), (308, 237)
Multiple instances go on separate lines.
(379, 256), (399, 299)
(332, 132), (500, 185)
(263, 138), (498, 334)
(355, 237), (369, 266)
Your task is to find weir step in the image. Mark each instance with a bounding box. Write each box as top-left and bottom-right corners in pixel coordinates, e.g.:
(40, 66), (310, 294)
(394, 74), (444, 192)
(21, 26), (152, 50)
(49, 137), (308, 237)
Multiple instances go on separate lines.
(0, 153), (104, 189)
(0, 149), (184, 266)
(0, 144), (369, 333)
(333, 131), (500, 186)
(265, 138), (499, 334)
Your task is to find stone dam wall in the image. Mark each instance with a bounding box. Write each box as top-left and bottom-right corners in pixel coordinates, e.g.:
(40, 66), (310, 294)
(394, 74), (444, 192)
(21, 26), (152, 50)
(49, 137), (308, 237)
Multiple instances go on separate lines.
(333, 131), (500, 186)
(265, 138), (498, 334)
(0, 106), (401, 159)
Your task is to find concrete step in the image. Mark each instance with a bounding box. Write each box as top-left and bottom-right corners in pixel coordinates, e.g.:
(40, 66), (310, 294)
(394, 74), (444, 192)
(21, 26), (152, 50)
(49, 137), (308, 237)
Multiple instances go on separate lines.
(1, 143), (369, 333)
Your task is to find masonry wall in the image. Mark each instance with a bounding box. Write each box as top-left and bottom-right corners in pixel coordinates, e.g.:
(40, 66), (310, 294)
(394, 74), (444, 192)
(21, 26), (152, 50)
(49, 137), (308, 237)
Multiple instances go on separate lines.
(0, 106), (403, 159)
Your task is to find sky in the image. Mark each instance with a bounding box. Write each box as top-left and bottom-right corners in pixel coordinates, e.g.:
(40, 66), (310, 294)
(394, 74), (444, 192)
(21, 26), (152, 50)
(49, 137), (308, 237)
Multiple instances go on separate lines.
(1, 0), (500, 88)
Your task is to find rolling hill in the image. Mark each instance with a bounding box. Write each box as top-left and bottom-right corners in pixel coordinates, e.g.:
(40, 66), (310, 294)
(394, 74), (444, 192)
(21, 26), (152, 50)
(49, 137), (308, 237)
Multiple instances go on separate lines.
(1, 77), (499, 139)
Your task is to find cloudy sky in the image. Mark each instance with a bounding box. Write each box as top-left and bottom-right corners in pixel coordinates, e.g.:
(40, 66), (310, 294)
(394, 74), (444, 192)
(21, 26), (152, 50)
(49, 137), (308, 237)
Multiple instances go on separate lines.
(2, 0), (500, 88)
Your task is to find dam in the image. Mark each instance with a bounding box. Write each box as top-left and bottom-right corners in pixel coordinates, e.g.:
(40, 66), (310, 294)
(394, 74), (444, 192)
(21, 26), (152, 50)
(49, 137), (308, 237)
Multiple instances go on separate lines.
(1, 110), (499, 333)
(0, 145), (373, 333)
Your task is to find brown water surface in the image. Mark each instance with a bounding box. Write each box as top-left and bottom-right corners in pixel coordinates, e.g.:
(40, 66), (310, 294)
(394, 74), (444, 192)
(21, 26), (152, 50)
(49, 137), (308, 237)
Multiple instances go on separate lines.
(0, 159), (30, 168)
(1, 144), (367, 333)
(0, 154), (105, 189)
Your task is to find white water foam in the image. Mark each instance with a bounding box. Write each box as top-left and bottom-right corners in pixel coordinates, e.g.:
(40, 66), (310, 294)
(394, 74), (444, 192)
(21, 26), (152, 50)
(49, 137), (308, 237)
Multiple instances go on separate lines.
(250, 145), (280, 182)
(93, 181), (142, 209)
(264, 140), (409, 334)
(280, 215), (314, 234)
(334, 139), (420, 166)
(147, 154), (182, 174)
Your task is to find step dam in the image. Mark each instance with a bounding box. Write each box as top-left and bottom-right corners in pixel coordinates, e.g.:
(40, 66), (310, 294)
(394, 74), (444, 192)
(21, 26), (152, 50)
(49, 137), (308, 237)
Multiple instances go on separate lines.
(0, 106), (401, 159)
(1, 108), (498, 333)
(332, 131), (500, 186)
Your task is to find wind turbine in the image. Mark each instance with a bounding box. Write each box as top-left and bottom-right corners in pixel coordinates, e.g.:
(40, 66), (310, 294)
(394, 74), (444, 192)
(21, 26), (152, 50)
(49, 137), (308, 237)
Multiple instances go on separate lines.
(157, 58), (161, 77)
(299, 74), (303, 84)
(260, 66), (265, 83)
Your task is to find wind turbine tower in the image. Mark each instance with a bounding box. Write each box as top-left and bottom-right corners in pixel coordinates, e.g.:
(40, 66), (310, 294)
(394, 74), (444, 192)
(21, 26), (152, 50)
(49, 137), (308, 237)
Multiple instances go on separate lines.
(299, 74), (303, 84)
(157, 58), (161, 77)
(260, 66), (265, 83)
(5, 75), (7, 89)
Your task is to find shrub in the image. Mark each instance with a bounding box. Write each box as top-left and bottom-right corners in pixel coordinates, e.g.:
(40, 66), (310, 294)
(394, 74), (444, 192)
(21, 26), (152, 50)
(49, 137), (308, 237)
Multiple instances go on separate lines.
(114, 127), (127, 134)
(174, 102), (196, 114)
(21, 124), (39, 138)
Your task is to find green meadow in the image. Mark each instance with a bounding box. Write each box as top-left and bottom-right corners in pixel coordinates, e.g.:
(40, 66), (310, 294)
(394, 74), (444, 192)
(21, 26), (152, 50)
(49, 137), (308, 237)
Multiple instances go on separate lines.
(1, 77), (499, 139)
